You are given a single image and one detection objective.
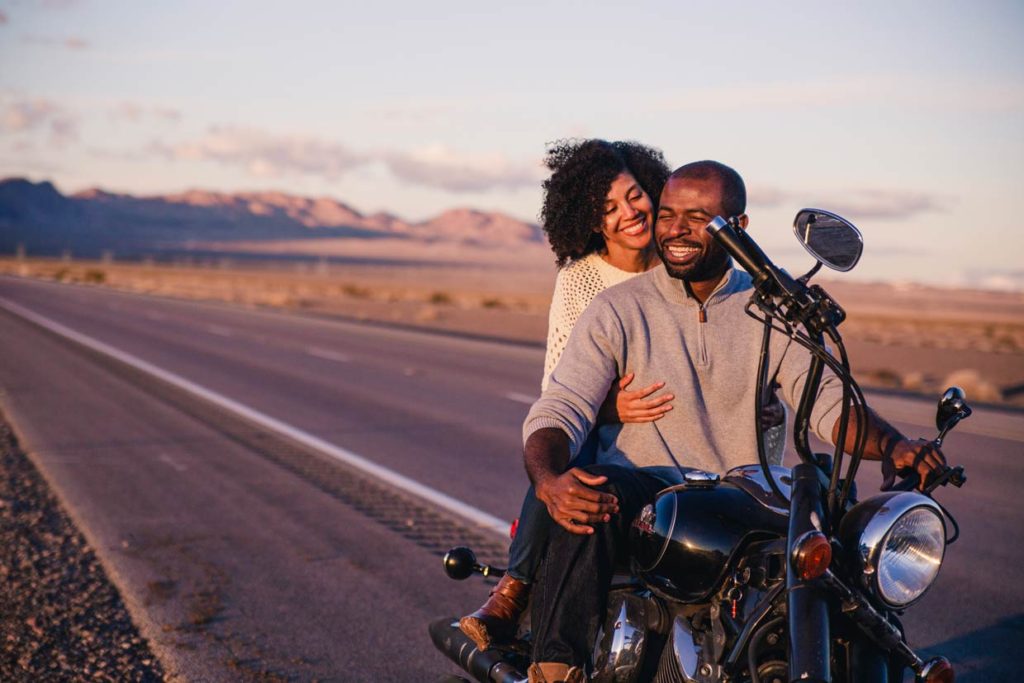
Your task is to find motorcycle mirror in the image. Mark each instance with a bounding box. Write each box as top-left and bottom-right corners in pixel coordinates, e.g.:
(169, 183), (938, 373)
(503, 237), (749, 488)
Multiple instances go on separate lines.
(936, 386), (972, 433)
(792, 209), (864, 272)
(442, 546), (478, 581)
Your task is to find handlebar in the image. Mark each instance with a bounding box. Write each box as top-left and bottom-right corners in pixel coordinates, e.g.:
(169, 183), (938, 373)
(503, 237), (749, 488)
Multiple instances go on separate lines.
(890, 465), (967, 494)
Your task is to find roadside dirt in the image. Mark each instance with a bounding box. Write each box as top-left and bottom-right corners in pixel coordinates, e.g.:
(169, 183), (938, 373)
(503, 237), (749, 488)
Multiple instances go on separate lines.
(0, 417), (165, 682)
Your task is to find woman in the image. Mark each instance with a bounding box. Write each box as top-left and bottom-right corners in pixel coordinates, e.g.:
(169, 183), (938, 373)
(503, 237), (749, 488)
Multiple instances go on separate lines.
(459, 140), (785, 651)
(459, 139), (674, 651)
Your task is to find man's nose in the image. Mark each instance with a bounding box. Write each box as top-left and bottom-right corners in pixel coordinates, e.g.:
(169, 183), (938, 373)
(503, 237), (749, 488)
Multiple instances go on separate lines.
(661, 217), (689, 237)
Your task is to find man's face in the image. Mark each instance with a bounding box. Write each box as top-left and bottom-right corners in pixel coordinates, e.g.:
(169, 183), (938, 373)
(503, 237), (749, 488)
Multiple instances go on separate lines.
(654, 176), (732, 283)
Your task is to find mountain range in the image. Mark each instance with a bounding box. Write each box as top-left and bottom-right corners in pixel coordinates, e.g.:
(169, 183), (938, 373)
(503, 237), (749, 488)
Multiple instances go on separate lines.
(0, 178), (544, 256)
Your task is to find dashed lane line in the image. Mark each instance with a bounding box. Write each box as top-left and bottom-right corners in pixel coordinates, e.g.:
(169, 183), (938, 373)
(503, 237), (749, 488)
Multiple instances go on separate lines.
(305, 347), (352, 363)
(505, 392), (538, 405)
(0, 297), (510, 540)
(205, 325), (233, 337)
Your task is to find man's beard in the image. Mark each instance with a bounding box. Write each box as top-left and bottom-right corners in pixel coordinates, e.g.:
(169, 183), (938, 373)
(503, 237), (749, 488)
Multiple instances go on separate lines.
(656, 239), (730, 283)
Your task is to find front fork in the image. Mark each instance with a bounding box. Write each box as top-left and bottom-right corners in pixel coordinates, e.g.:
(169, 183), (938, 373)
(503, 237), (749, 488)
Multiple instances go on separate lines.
(787, 462), (830, 683)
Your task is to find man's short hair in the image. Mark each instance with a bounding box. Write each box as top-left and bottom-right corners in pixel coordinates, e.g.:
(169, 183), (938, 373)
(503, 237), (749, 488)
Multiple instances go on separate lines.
(670, 160), (746, 217)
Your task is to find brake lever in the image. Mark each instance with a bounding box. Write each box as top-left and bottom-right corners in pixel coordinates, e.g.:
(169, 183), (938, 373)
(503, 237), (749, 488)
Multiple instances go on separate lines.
(891, 464), (967, 495)
(923, 465), (966, 495)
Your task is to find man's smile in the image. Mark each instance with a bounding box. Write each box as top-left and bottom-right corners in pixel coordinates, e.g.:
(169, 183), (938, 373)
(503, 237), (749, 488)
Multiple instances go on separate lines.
(661, 240), (701, 265)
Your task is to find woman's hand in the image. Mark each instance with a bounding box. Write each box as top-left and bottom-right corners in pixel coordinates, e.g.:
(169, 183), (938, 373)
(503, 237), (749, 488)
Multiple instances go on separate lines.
(598, 372), (674, 424)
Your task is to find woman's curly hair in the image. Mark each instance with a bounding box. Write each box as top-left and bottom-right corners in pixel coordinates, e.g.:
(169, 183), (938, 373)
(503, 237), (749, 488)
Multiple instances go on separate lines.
(540, 139), (670, 267)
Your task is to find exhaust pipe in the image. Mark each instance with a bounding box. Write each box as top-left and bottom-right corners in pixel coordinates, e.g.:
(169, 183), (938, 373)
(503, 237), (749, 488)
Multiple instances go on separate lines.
(428, 617), (526, 683)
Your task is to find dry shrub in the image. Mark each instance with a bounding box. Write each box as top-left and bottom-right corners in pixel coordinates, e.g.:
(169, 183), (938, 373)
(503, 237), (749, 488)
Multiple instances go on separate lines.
(342, 284), (371, 298)
(429, 291), (453, 305)
(481, 297), (506, 309)
(941, 369), (1002, 403)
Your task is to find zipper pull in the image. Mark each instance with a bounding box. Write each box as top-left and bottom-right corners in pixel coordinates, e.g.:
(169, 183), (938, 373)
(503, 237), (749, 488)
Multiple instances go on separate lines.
(698, 306), (707, 323)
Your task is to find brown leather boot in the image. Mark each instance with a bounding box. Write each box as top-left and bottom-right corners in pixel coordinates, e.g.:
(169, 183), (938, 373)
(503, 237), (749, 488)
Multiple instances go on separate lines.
(526, 662), (585, 683)
(458, 574), (530, 650)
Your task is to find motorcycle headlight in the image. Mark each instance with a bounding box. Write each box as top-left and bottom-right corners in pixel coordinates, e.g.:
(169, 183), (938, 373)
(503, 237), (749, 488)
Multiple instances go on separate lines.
(839, 492), (946, 608)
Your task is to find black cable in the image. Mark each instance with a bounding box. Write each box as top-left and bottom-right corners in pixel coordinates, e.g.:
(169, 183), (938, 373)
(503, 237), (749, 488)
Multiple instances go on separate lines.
(747, 616), (786, 683)
(751, 308), (788, 504)
(936, 498), (961, 545)
(743, 301), (874, 514)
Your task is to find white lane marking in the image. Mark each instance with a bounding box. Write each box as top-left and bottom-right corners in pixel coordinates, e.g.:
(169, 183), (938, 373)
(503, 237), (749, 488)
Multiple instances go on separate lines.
(0, 297), (510, 539)
(158, 453), (187, 472)
(306, 347), (351, 363)
(505, 392), (538, 405)
(206, 325), (233, 337)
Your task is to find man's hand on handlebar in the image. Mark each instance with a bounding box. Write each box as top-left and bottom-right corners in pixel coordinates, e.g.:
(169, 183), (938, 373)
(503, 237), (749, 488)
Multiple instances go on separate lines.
(891, 438), (948, 492)
(535, 468), (620, 535)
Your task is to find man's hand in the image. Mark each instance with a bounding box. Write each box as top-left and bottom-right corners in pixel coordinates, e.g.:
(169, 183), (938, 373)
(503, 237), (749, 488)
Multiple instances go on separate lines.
(890, 438), (948, 491)
(535, 468), (620, 535)
(598, 372), (674, 424)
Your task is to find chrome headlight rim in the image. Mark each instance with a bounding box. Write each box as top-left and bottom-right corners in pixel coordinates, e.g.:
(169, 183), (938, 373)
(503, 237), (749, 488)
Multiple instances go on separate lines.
(858, 492), (946, 609)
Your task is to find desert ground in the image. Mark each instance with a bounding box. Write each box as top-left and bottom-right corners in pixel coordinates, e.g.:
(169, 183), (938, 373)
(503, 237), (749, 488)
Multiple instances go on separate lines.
(3, 246), (1022, 408)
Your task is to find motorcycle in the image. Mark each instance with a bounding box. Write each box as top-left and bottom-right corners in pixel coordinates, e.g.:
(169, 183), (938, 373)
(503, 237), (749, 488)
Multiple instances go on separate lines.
(430, 208), (968, 683)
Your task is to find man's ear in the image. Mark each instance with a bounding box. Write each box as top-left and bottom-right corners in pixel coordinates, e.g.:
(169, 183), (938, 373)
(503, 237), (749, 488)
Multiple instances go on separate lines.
(737, 214), (750, 230)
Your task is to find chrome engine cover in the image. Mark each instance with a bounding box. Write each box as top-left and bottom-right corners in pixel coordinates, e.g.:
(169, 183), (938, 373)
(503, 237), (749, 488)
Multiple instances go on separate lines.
(592, 591), (649, 683)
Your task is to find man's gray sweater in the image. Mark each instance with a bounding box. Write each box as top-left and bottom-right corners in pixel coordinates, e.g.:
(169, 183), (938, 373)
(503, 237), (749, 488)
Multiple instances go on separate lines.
(524, 265), (845, 484)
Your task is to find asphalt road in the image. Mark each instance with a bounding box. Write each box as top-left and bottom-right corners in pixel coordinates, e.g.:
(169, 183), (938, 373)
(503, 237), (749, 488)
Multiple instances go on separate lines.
(0, 274), (1021, 681)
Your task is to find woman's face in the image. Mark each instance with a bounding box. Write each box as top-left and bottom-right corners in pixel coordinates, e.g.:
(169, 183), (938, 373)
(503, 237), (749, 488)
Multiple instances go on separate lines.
(596, 171), (655, 255)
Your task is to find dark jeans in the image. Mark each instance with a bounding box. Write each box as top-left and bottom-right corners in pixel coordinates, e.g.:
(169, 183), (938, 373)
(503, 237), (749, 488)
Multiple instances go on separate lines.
(506, 485), (547, 582)
(529, 464), (667, 667)
(506, 435), (598, 583)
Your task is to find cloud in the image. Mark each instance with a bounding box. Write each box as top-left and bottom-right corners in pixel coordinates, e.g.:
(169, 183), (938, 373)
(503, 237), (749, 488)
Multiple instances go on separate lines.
(150, 126), (369, 179)
(22, 34), (90, 50)
(109, 101), (181, 123)
(152, 126), (541, 192)
(0, 97), (78, 145)
(383, 145), (542, 192)
(750, 186), (946, 221)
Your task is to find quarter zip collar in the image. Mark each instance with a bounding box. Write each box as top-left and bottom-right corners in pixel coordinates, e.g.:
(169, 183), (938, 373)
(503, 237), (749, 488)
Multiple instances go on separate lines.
(653, 262), (745, 310)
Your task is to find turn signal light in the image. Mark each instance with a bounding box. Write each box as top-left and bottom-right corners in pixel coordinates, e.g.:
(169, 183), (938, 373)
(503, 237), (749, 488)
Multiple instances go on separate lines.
(792, 531), (832, 580)
(919, 656), (954, 683)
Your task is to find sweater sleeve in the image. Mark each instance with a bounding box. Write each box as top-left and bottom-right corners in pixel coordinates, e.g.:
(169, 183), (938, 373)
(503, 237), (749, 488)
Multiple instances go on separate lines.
(541, 263), (591, 391)
(526, 296), (623, 457)
(774, 338), (845, 446)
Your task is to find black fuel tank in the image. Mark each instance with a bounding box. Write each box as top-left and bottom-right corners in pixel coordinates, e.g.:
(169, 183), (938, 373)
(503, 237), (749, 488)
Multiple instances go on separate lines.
(631, 468), (789, 603)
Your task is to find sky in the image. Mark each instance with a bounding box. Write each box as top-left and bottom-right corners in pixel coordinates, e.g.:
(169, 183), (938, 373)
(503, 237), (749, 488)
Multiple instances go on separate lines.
(2, 0), (1023, 289)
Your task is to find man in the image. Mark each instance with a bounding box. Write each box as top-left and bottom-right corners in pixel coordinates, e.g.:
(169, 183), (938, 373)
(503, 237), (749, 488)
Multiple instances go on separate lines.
(521, 161), (945, 683)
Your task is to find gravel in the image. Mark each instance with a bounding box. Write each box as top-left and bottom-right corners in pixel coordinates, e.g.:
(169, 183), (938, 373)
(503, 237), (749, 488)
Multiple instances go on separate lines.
(0, 418), (165, 682)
